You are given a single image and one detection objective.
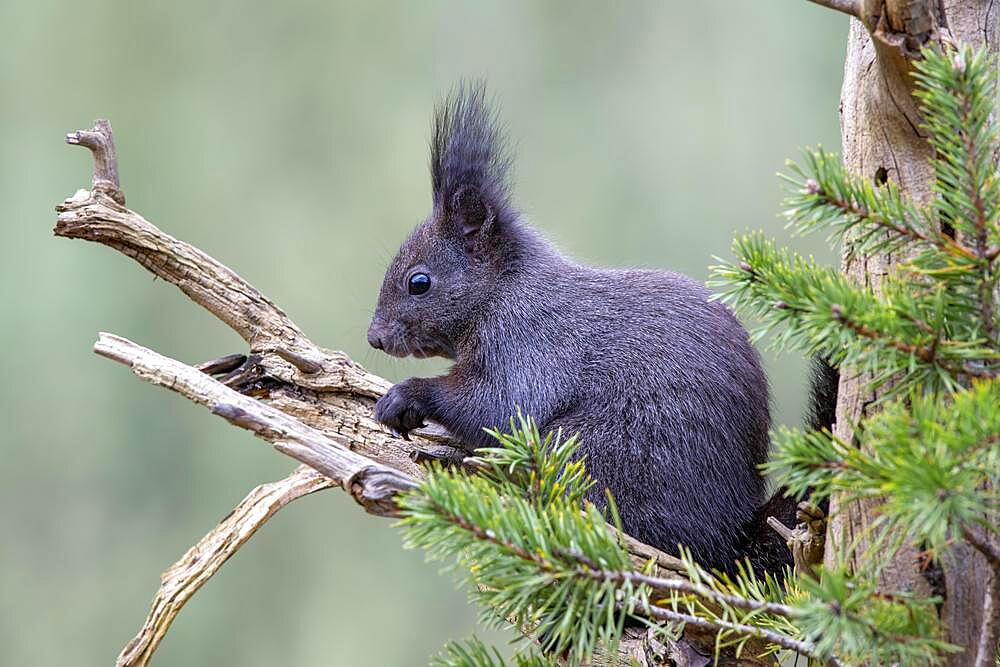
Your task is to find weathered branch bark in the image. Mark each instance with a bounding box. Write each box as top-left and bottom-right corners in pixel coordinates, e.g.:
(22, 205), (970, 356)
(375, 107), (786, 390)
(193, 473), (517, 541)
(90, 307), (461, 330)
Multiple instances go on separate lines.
(94, 332), (420, 515)
(818, 0), (998, 664)
(57, 120), (709, 667)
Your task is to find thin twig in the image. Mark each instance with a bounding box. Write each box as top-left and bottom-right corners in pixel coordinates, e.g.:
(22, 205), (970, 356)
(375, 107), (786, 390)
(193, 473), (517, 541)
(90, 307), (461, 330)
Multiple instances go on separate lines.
(596, 569), (796, 619)
(804, 0), (861, 20)
(116, 466), (333, 667)
(963, 524), (1000, 569)
(816, 188), (980, 261)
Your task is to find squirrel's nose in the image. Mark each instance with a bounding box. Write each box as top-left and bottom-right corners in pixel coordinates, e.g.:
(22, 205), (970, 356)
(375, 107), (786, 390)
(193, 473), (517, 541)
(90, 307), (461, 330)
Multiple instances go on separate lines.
(367, 327), (384, 350)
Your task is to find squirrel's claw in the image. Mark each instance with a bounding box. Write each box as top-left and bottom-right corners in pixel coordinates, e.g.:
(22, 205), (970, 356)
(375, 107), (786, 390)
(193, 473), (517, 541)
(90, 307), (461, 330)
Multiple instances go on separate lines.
(374, 380), (429, 441)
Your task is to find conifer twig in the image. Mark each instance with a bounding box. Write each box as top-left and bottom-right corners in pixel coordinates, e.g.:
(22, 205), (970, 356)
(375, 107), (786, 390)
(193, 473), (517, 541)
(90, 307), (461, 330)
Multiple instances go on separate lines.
(808, 184), (978, 261)
(831, 305), (996, 378)
(590, 569), (796, 619)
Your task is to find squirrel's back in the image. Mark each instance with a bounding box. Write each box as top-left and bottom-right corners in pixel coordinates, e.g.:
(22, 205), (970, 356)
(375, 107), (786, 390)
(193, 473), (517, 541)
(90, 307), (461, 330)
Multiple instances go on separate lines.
(473, 241), (771, 569)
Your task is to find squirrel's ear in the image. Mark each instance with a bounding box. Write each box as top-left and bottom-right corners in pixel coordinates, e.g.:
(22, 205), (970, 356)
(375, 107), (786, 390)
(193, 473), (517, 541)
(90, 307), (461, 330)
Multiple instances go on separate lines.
(447, 185), (495, 258)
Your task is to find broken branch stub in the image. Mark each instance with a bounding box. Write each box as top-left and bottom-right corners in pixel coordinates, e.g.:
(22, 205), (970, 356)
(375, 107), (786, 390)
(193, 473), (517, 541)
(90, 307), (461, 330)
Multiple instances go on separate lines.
(65, 118), (125, 204)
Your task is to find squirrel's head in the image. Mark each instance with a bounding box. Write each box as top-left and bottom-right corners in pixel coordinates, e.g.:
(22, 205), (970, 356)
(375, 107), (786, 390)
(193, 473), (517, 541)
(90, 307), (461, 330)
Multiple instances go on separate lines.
(368, 84), (518, 359)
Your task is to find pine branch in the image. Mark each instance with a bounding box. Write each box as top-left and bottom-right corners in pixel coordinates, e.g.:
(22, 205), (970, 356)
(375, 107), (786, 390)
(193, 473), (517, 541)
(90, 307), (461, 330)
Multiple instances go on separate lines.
(404, 486), (823, 664)
(913, 47), (1000, 246)
(398, 422), (827, 665)
(432, 638), (555, 667)
(768, 380), (999, 566)
(830, 304), (993, 379)
(913, 46), (1000, 346)
(796, 571), (956, 664)
(711, 235), (1000, 395)
(783, 149), (977, 262)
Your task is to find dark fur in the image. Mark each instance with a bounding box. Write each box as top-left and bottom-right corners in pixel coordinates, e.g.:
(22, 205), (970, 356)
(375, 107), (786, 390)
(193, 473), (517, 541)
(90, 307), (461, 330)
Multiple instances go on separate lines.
(368, 86), (773, 572)
(805, 357), (839, 433)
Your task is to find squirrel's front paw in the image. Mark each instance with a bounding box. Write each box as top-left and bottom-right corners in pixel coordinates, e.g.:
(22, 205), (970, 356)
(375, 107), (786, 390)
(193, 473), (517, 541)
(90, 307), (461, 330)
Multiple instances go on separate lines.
(375, 380), (428, 440)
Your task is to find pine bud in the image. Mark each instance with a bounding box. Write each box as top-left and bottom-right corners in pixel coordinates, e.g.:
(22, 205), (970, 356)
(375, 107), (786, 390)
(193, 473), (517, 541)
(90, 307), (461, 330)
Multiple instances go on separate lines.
(952, 52), (965, 73)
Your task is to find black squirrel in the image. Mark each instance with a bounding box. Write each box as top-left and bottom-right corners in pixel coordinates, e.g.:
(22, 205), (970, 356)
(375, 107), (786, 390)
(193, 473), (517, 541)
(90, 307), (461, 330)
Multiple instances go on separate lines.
(367, 85), (836, 574)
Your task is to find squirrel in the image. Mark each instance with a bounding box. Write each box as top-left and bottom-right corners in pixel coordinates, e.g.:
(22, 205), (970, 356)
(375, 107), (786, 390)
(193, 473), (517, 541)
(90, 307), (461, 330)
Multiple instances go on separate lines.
(367, 85), (836, 574)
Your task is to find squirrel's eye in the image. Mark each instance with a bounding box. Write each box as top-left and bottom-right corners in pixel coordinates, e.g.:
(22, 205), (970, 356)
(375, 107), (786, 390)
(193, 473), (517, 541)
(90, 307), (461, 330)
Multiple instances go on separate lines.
(408, 272), (431, 295)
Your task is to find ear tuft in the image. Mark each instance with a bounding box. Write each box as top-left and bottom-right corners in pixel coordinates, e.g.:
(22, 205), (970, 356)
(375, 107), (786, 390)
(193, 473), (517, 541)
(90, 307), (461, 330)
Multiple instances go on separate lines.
(431, 82), (514, 254)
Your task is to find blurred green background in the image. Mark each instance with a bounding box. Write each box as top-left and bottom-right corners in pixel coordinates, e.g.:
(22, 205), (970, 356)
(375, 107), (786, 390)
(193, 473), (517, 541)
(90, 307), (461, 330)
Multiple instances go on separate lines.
(0, 2), (847, 665)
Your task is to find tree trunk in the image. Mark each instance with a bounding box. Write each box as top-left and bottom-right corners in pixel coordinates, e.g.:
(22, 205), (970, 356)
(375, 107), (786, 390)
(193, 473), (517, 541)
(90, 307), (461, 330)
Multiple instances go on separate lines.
(828, 1), (998, 663)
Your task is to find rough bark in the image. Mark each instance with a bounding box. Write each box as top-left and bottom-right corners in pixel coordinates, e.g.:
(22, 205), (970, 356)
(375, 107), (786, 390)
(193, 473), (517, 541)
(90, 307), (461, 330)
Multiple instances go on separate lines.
(57, 121), (712, 667)
(826, 1), (998, 664)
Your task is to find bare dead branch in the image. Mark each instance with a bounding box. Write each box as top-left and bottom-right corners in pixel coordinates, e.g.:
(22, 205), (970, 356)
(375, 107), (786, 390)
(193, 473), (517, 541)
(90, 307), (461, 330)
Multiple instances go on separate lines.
(55, 191), (321, 363)
(116, 466), (333, 667)
(94, 332), (420, 514)
(195, 352), (248, 375)
(767, 510), (825, 576)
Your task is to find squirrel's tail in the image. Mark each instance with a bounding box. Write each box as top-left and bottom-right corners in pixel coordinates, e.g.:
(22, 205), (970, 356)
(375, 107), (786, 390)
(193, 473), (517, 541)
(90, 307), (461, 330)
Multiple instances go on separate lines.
(804, 356), (839, 433)
(734, 357), (839, 577)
